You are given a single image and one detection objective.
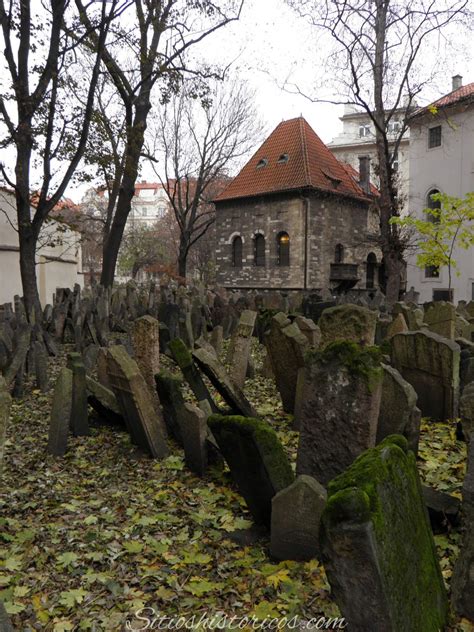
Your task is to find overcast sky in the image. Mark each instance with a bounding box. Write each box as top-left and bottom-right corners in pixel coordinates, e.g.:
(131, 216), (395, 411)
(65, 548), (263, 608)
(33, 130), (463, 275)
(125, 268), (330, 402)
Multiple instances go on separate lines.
(67, 0), (473, 200)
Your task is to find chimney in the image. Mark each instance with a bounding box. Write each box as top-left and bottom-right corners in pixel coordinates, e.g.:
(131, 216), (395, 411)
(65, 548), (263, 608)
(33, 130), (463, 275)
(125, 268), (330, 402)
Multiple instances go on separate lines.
(452, 75), (463, 91)
(358, 156), (371, 194)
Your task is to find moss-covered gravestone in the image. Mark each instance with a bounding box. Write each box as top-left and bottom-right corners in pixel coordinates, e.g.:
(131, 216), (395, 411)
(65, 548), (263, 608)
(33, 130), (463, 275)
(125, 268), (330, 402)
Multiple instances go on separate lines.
(107, 346), (168, 459)
(208, 415), (294, 528)
(169, 338), (217, 413)
(391, 330), (460, 420)
(320, 435), (448, 632)
(318, 304), (377, 348)
(296, 342), (383, 485)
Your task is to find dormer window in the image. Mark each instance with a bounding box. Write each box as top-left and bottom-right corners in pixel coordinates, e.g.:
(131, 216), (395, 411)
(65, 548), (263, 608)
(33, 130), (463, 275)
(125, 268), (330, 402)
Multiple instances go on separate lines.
(277, 153), (289, 164)
(256, 158), (268, 169)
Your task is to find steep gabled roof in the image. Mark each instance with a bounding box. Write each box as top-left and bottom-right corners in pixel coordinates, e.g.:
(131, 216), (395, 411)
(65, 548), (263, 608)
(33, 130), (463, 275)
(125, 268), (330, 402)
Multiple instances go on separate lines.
(214, 117), (371, 203)
(412, 82), (474, 119)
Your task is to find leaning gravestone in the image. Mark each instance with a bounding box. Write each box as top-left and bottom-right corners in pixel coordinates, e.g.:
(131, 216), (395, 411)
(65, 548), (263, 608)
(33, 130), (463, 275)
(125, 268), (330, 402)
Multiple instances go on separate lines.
(296, 342), (383, 485)
(179, 403), (208, 477)
(391, 330), (460, 420)
(192, 348), (256, 417)
(131, 315), (160, 393)
(294, 315), (321, 348)
(107, 346), (168, 459)
(169, 338), (217, 413)
(208, 414), (294, 528)
(47, 368), (73, 457)
(154, 370), (186, 444)
(270, 475), (327, 561)
(67, 352), (89, 437)
(377, 364), (421, 453)
(424, 301), (456, 340)
(264, 313), (308, 413)
(0, 376), (11, 476)
(320, 435), (448, 632)
(451, 432), (474, 620)
(318, 304), (377, 348)
(86, 376), (124, 426)
(227, 309), (257, 388)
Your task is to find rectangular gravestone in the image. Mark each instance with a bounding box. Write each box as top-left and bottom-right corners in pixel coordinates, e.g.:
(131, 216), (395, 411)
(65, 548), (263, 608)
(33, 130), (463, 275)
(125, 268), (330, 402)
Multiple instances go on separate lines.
(169, 338), (218, 413)
(179, 403), (208, 477)
(86, 375), (124, 426)
(107, 346), (168, 459)
(47, 368), (73, 457)
(391, 330), (460, 420)
(271, 475), (327, 561)
(318, 304), (377, 347)
(0, 376), (12, 476)
(67, 352), (89, 436)
(320, 435), (448, 631)
(227, 310), (257, 388)
(296, 342), (383, 485)
(154, 370), (185, 444)
(208, 414), (294, 528)
(192, 348), (256, 417)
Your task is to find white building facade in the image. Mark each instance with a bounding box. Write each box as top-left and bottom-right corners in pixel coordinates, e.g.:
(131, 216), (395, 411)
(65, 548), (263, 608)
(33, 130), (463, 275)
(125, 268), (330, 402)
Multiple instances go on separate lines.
(0, 189), (83, 306)
(406, 78), (474, 303)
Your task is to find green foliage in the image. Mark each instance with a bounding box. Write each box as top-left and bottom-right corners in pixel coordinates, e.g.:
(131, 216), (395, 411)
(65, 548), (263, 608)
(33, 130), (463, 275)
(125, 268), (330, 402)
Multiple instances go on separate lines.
(391, 192), (474, 288)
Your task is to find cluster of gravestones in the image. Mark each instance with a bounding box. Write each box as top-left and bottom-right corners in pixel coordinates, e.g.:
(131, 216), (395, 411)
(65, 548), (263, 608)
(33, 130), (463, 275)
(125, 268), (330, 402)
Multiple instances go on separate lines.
(4, 287), (474, 629)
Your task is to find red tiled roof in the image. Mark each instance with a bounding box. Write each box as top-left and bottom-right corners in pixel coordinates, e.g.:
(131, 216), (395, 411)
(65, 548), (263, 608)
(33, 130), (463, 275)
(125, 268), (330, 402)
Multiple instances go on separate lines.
(214, 117), (371, 203)
(134, 181), (163, 192)
(412, 82), (474, 118)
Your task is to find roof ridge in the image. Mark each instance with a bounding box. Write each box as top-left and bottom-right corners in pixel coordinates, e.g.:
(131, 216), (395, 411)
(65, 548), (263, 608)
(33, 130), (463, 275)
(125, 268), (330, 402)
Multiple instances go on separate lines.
(299, 117), (312, 187)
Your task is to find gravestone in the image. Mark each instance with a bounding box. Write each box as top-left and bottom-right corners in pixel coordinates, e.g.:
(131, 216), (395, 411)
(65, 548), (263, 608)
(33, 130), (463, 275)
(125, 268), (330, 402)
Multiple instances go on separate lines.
(227, 310), (257, 388)
(210, 325), (223, 357)
(424, 301), (456, 339)
(67, 353), (89, 436)
(296, 342), (383, 485)
(169, 338), (217, 412)
(192, 348), (256, 417)
(107, 346), (168, 458)
(320, 435), (448, 632)
(391, 330), (460, 420)
(386, 313), (408, 339)
(208, 414), (294, 528)
(460, 382), (474, 441)
(132, 315), (160, 409)
(179, 403), (208, 477)
(319, 304), (377, 347)
(451, 434), (474, 619)
(97, 347), (111, 389)
(377, 364), (421, 453)
(0, 376), (11, 476)
(154, 370), (186, 443)
(264, 313), (308, 413)
(294, 315), (321, 348)
(270, 475), (327, 561)
(4, 323), (30, 388)
(47, 368), (73, 457)
(86, 376), (124, 426)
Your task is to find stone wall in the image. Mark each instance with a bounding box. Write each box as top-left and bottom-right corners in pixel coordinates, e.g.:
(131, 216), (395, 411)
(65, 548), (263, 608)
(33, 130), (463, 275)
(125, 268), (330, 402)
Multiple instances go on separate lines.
(215, 190), (380, 292)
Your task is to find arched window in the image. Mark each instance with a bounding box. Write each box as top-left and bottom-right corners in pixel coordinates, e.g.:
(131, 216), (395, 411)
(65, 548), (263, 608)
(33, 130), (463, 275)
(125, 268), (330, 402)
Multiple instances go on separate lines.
(366, 252), (377, 289)
(277, 232), (290, 266)
(334, 243), (344, 263)
(426, 189), (441, 224)
(232, 236), (243, 268)
(254, 234), (265, 267)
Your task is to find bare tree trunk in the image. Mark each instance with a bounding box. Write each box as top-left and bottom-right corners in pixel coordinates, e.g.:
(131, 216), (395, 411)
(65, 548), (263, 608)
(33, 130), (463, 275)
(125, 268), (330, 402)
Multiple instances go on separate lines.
(178, 234), (189, 279)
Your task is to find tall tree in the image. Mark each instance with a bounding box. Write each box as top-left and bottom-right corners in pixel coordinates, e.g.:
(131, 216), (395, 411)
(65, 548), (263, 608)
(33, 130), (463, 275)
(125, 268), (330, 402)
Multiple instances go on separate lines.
(286, 0), (469, 302)
(76, 0), (244, 288)
(151, 80), (261, 278)
(0, 0), (120, 318)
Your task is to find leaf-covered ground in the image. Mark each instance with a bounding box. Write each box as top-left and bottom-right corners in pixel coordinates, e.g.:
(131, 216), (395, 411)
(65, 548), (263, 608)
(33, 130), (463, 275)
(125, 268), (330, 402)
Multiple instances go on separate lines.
(0, 341), (472, 631)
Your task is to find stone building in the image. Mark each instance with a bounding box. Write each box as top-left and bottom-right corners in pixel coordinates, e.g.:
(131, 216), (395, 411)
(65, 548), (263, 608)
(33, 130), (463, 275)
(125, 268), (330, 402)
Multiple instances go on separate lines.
(214, 117), (380, 294)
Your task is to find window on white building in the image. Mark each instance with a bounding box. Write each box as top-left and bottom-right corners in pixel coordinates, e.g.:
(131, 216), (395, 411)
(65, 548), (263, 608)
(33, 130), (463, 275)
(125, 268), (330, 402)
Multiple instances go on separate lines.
(388, 120), (401, 134)
(359, 124), (371, 138)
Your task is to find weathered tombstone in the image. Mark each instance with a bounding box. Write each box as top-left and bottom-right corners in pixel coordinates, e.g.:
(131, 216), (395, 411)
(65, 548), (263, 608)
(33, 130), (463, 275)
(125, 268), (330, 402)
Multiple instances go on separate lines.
(270, 475), (327, 561)
(296, 342), (383, 485)
(210, 325), (223, 357)
(392, 302), (423, 331)
(47, 368), (73, 457)
(0, 376), (11, 476)
(96, 347), (111, 389)
(106, 346), (168, 458)
(319, 304), (377, 347)
(460, 382), (474, 441)
(391, 330), (460, 420)
(424, 301), (456, 339)
(451, 434), (474, 619)
(4, 323), (30, 388)
(192, 347), (256, 417)
(132, 315), (160, 410)
(386, 313), (408, 338)
(227, 310), (257, 388)
(294, 315), (321, 348)
(377, 364), (421, 453)
(154, 370), (186, 443)
(208, 414), (294, 528)
(264, 313), (308, 413)
(67, 353), (89, 436)
(194, 335), (218, 358)
(169, 338), (217, 413)
(82, 344), (99, 373)
(33, 340), (48, 391)
(320, 435), (448, 632)
(179, 403), (208, 477)
(86, 376), (124, 426)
